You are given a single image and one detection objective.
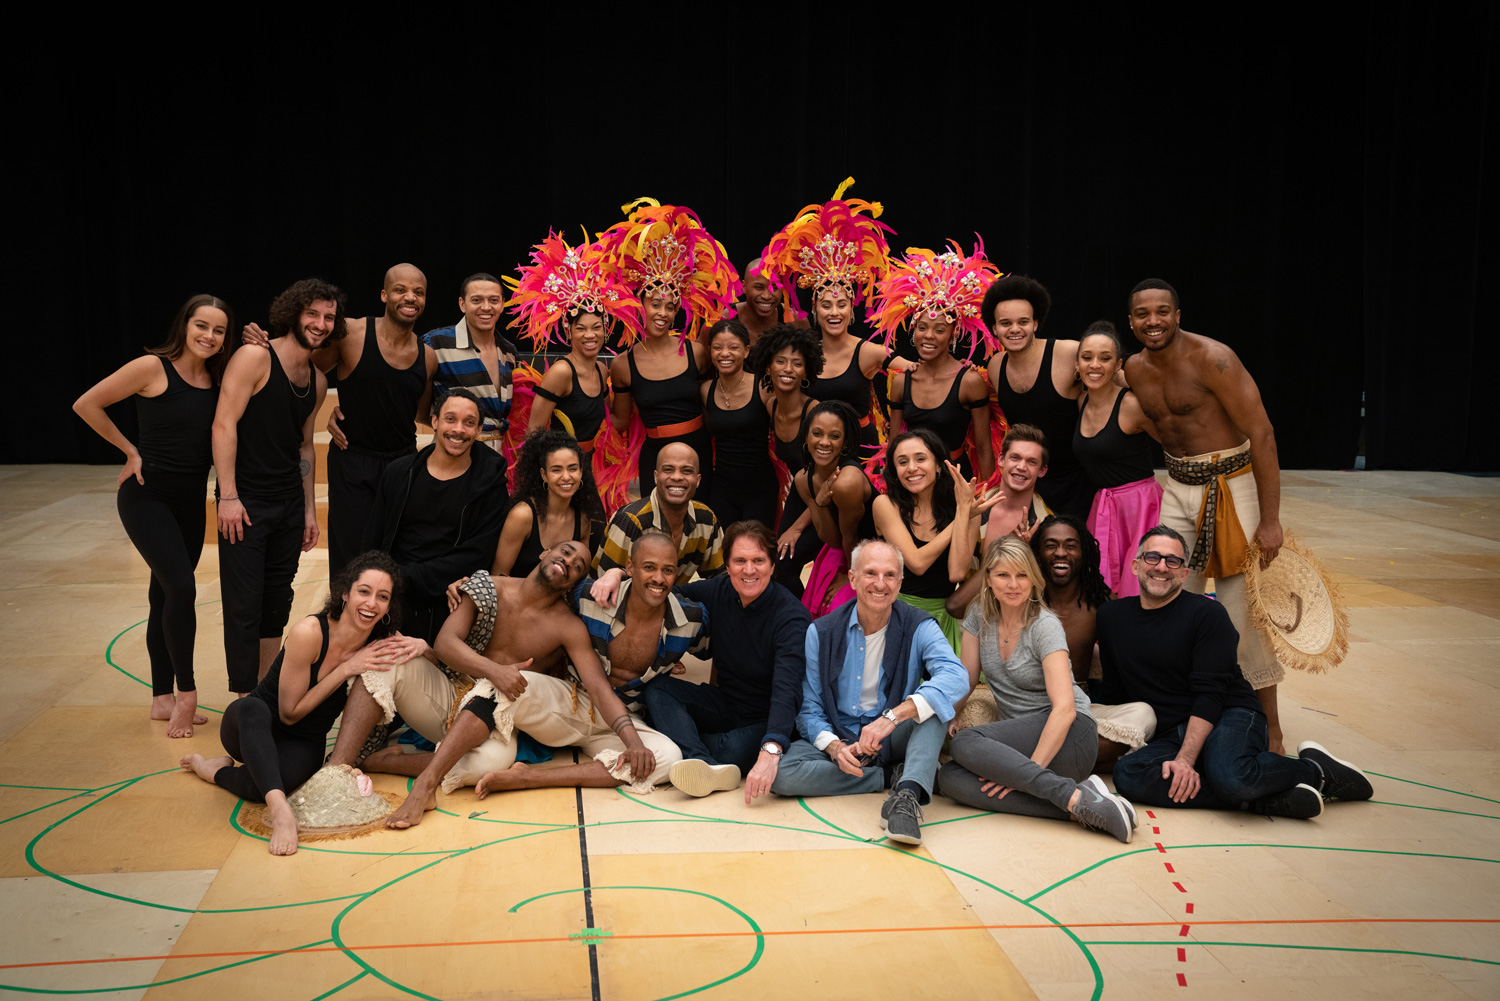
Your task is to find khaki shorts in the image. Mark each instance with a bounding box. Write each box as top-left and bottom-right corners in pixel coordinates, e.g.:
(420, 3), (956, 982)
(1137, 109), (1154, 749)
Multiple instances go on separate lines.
(1090, 702), (1157, 751)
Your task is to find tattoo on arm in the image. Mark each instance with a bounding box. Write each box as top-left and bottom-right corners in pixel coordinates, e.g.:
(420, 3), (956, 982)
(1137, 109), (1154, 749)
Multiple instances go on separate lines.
(1215, 356), (1230, 374)
(299, 459), (312, 477)
(609, 713), (634, 734)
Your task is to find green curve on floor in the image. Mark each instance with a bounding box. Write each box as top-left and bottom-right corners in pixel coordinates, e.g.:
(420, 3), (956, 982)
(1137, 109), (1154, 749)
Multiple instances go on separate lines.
(0, 937), (333, 995)
(1079, 938), (1499, 966)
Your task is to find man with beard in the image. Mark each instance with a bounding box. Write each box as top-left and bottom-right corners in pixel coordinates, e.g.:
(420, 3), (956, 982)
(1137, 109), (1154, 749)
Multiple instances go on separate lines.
(325, 539), (596, 828)
(983, 275), (1095, 520)
(596, 521), (811, 800)
(1100, 526), (1372, 817)
(424, 273), (517, 449)
(212, 279), (338, 694)
(981, 425), (1053, 548)
(595, 442), (724, 584)
(1123, 279), (1289, 753)
(465, 531), (707, 797)
(362, 389), (508, 644)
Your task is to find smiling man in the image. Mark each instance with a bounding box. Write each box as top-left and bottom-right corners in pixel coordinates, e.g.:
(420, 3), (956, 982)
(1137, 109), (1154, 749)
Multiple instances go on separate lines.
(982, 424), (1052, 548)
(212, 279), (339, 694)
(423, 273), (517, 450)
(324, 538), (598, 828)
(1122, 278), (1289, 753)
(772, 539), (970, 846)
(594, 442), (724, 583)
(729, 258), (808, 343)
(1098, 526), (1372, 818)
(362, 389), (508, 644)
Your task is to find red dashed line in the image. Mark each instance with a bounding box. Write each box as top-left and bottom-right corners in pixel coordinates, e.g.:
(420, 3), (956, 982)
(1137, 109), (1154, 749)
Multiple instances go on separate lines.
(1146, 810), (1156, 818)
(1177, 973), (1188, 986)
(1179, 924), (1191, 936)
(1164, 863), (1175, 873)
(1177, 948), (1187, 962)
(1152, 826), (1161, 834)
(1172, 882), (1187, 893)
(1154, 842), (1166, 853)
(1186, 903), (1194, 914)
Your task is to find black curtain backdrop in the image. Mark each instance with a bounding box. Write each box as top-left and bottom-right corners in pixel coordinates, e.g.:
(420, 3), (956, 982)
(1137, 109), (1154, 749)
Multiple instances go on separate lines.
(11, 12), (1493, 471)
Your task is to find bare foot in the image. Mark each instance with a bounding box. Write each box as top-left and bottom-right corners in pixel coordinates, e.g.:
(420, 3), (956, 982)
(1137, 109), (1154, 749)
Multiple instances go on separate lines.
(361, 746), (409, 774)
(167, 691), (207, 738)
(475, 762), (531, 799)
(266, 799), (299, 856)
(150, 694), (175, 721)
(180, 753), (232, 784)
(384, 788), (437, 829)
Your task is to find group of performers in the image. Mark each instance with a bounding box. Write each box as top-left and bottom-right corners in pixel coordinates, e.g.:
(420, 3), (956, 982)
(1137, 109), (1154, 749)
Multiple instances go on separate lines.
(72, 179), (1367, 856)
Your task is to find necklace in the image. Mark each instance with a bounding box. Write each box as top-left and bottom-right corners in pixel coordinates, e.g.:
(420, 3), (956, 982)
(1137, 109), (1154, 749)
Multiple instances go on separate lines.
(718, 371), (747, 406)
(288, 369), (311, 399)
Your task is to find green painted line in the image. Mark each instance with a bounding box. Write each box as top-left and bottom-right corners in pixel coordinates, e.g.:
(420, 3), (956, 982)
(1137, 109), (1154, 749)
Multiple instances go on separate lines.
(308, 969), (368, 1001)
(0, 783), (94, 792)
(569, 927), (612, 944)
(0, 937), (334, 994)
(0, 791), (98, 827)
(924, 812), (990, 827)
(1080, 939), (1500, 966)
(512, 885), (766, 999)
(1026, 843), (1500, 903)
(1367, 771), (1500, 805)
(797, 797), (865, 841)
(1369, 800), (1500, 820)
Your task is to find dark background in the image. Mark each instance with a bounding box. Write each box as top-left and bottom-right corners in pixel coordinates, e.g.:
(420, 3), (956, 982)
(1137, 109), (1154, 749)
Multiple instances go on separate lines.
(13, 11), (1494, 471)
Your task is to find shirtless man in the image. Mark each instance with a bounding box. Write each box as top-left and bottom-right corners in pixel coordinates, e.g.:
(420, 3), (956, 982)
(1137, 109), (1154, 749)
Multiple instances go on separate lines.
(1122, 278), (1287, 754)
(983, 275), (1095, 520)
(323, 539), (595, 828)
(730, 259), (808, 344)
(425, 273), (518, 450)
(470, 531), (706, 796)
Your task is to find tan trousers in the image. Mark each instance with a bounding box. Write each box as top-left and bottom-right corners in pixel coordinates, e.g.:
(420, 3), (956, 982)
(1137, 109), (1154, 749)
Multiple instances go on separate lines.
(1159, 441), (1285, 688)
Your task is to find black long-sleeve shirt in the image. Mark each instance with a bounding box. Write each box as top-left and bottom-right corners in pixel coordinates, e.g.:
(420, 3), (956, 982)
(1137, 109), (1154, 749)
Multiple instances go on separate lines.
(1095, 592), (1263, 732)
(677, 576), (810, 751)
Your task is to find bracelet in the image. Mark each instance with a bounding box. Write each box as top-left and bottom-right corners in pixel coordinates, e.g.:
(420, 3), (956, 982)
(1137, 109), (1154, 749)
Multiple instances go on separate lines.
(218, 495), (238, 502)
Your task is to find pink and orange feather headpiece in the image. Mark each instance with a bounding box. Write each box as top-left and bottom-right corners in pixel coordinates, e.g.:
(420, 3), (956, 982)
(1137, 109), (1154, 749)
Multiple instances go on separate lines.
(597, 199), (741, 341)
(504, 231), (642, 352)
(759, 177), (895, 315)
(872, 238), (1005, 359)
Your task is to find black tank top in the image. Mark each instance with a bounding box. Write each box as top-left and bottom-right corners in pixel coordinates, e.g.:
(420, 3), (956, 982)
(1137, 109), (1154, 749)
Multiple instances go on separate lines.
(706, 375), (773, 476)
(252, 613), (343, 741)
(335, 317), (425, 456)
(1074, 388), (1155, 489)
(900, 528), (957, 599)
(810, 342), (872, 420)
(236, 345), (317, 501)
(771, 398), (813, 471)
(801, 461), (877, 540)
(993, 339), (1080, 475)
(901, 366), (972, 457)
(547, 357), (608, 443)
(627, 347), (702, 428)
(136, 355), (217, 477)
(511, 498), (585, 579)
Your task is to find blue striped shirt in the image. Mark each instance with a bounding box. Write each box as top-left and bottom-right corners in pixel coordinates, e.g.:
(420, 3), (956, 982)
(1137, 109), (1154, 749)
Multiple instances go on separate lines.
(571, 579), (709, 709)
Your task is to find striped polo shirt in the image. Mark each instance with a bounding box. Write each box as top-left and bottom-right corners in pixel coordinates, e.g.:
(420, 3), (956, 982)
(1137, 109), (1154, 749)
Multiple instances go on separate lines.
(571, 578), (709, 709)
(423, 317), (517, 446)
(593, 488), (725, 584)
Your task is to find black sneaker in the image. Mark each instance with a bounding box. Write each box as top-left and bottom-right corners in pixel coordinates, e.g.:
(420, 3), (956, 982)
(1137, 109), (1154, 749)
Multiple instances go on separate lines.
(1071, 782), (1134, 844)
(1254, 783), (1324, 819)
(1297, 741), (1374, 801)
(882, 787), (924, 846)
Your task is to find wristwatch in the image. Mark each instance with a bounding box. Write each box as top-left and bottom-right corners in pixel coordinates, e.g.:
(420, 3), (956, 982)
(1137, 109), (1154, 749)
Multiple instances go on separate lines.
(881, 709), (900, 724)
(761, 742), (783, 756)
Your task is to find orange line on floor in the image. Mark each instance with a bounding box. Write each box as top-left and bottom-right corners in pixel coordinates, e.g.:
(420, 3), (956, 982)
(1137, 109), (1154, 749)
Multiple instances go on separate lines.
(2, 918), (1496, 971)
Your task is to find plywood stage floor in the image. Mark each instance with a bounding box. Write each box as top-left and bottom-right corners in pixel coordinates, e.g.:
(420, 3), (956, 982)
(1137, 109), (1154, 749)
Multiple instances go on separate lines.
(1, 465), (1497, 1000)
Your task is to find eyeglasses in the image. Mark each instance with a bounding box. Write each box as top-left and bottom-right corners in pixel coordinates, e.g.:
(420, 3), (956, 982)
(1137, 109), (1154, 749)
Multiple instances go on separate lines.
(1139, 551), (1186, 570)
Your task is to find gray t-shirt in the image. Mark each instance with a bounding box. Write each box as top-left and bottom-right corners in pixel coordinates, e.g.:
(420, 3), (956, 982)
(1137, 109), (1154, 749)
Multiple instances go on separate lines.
(963, 604), (1093, 721)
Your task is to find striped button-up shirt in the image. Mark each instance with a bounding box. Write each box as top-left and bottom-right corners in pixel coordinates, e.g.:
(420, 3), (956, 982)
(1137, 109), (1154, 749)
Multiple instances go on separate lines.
(571, 578), (709, 709)
(593, 488), (724, 584)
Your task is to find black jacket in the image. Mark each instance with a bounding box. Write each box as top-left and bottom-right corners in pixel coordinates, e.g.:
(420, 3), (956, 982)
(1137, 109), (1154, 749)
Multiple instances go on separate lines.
(364, 443), (508, 608)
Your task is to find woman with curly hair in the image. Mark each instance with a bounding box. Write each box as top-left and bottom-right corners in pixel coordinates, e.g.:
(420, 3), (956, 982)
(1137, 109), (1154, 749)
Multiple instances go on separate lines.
(491, 429), (605, 578)
(701, 318), (777, 527)
(784, 400), (879, 614)
(73, 294), (237, 737)
(180, 551), (422, 855)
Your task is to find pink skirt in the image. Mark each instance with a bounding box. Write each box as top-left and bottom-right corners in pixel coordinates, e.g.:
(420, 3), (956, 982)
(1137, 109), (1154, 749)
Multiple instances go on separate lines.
(802, 544), (856, 617)
(1087, 475), (1164, 598)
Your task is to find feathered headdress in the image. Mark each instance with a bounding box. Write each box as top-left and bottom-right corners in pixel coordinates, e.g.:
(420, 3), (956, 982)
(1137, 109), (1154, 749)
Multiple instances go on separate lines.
(597, 199), (741, 341)
(504, 231), (642, 352)
(759, 177), (895, 315)
(872, 238), (1005, 360)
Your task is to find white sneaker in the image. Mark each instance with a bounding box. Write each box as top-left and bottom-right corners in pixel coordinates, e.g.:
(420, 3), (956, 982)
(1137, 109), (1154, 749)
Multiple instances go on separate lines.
(669, 760), (741, 798)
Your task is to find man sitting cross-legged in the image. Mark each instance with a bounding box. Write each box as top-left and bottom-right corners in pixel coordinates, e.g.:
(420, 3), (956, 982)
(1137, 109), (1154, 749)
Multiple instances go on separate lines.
(325, 539), (597, 827)
(465, 530), (707, 798)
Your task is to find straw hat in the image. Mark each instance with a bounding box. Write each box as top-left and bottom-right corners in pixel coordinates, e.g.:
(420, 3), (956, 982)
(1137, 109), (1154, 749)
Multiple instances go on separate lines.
(1243, 533), (1350, 673)
(238, 764), (399, 844)
(952, 685), (1000, 732)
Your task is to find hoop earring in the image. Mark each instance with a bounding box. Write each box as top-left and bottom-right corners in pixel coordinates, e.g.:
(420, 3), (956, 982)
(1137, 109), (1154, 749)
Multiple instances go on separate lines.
(801, 378), (810, 389)
(382, 613), (391, 624)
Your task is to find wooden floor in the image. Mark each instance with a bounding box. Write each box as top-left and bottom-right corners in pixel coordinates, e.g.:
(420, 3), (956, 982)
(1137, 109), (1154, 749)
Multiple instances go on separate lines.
(1, 465), (1497, 1000)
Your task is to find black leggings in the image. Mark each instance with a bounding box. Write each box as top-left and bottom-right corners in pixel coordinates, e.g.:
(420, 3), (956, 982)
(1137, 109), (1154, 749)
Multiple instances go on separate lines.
(117, 473), (205, 695)
(773, 486), (824, 599)
(213, 697), (324, 802)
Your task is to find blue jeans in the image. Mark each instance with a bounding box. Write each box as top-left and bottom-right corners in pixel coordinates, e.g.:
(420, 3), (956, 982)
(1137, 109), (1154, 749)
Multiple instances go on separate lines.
(1114, 708), (1318, 810)
(771, 715), (947, 804)
(640, 676), (763, 775)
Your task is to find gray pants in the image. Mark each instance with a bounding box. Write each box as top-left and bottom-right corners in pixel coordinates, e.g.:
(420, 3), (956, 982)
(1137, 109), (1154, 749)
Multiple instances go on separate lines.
(939, 711), (1098, 819)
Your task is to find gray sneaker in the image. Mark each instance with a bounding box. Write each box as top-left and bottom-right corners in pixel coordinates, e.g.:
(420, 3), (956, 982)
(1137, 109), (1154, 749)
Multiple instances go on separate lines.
(668, 760), (740, 798)
(882, 787), (924, 846)
(1297, 741), (1374, 801)
(1072, 782), (1134, 843)
(1254, 783), (1325, 819)
(1082, 775), (1137, 829)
